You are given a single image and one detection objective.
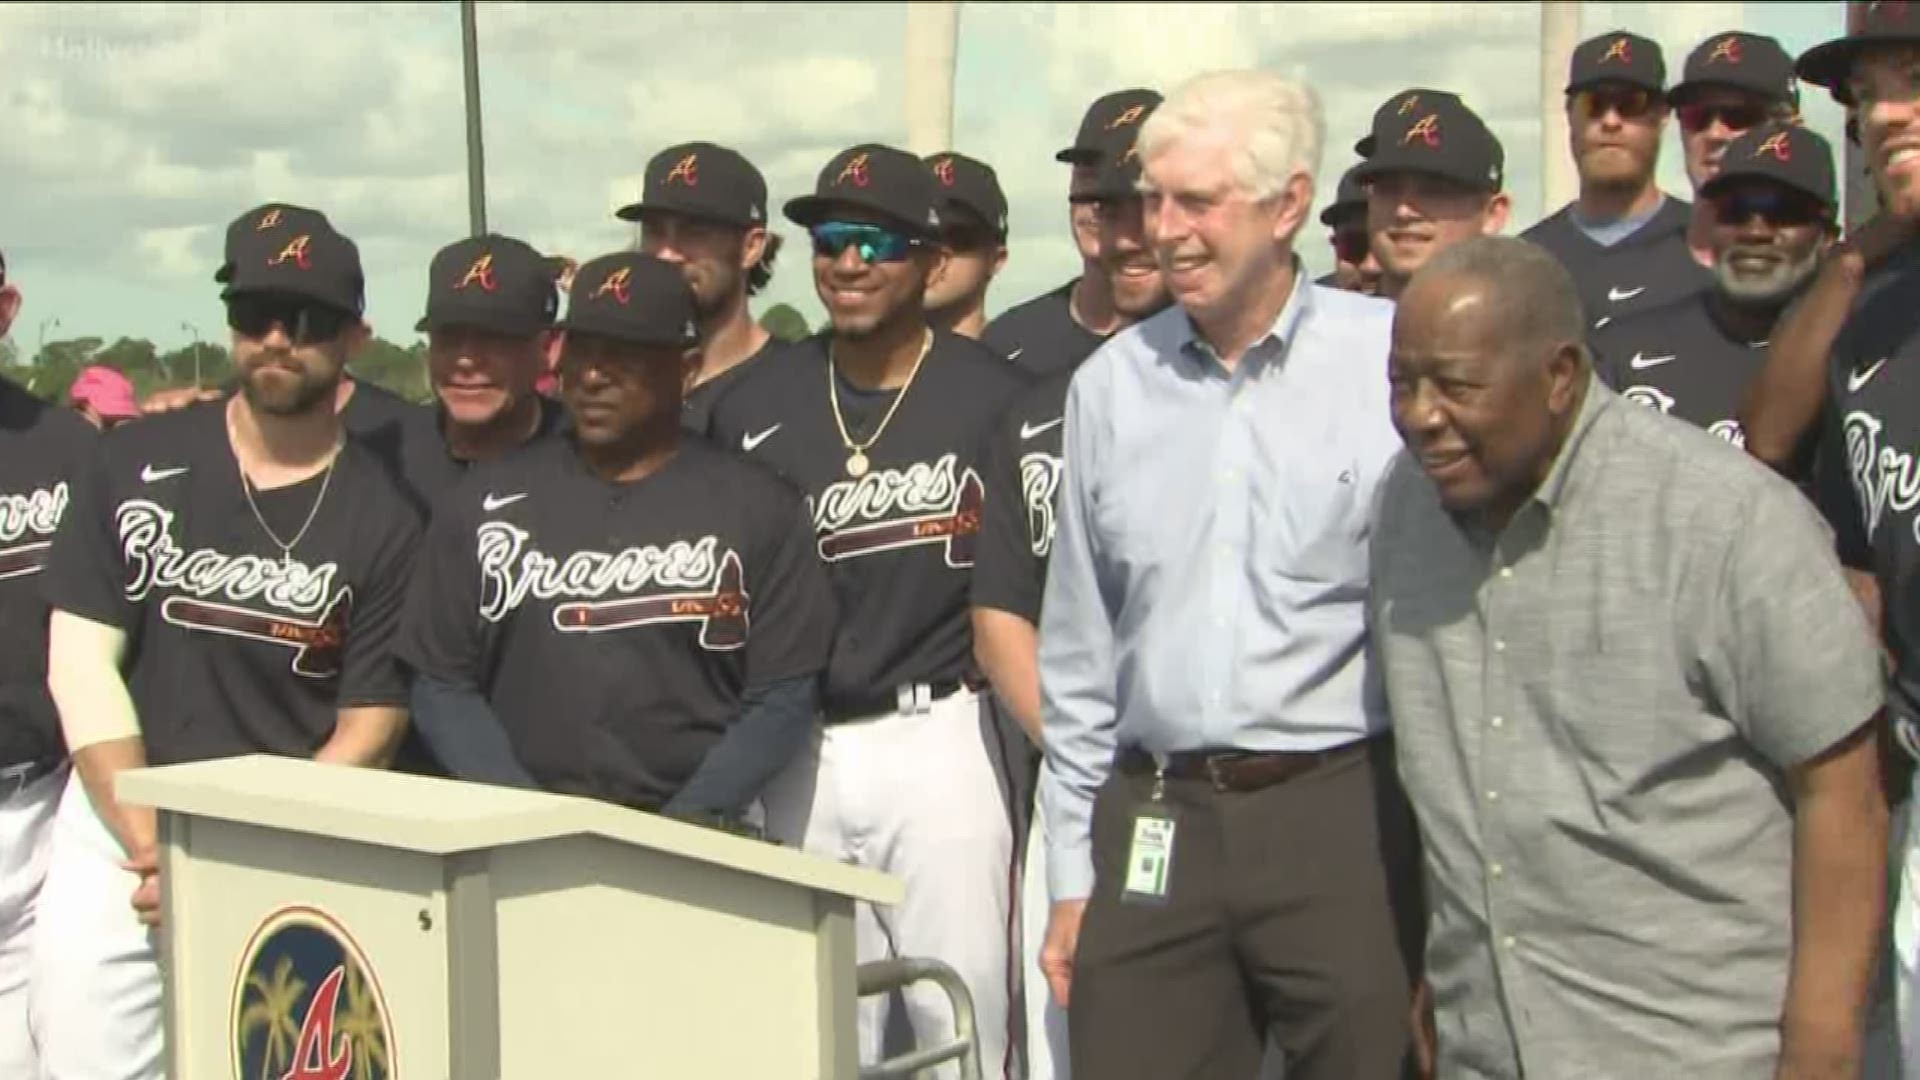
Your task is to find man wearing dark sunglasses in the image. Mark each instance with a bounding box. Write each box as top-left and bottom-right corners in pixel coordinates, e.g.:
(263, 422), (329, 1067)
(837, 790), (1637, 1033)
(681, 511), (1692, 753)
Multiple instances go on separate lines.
(1523, 31), (1709, 330)
(1593, 123), (1836, 450)
(398, 251), (835, 834)
(618, 142), (788, 435)
(983, 88), (1164, 377)
(1669, 32), (1801, 268)
(710, 142), (1027, 1079)
(1316, 164), (1380, 294)
(0, 247), (98, 1080)
(1354, 93), (1509, 300)
(31, 209), (422, 1079)
(924, 151), (1010, 341)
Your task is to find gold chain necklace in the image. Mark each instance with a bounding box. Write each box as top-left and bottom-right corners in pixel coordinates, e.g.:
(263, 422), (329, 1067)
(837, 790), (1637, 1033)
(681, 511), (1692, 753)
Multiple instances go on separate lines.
(827, 330), (932, 478)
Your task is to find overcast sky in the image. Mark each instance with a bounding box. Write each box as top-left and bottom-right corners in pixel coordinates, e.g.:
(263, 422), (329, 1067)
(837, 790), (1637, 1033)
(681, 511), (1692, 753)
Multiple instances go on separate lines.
(0, 2), (1847, 355)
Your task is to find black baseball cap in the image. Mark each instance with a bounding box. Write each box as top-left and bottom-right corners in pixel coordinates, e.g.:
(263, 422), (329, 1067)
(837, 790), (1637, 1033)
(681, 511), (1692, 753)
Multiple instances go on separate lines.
(1798, 1), (1920, 106)
(1057, 88), (1162, 164)
(416, 234), (561, 337)
(1353, 95), (1505, 193)
(614, 142), (768, 229)
(784, 144), (943, 240)
(1318, 164), (1369, 227)
(1670, 32), (1798, 107)
(560, 252), (700, 349)
(214, 202), (333, 285)
(218, 209), (364, 315)
(925, 152), (1008, 239)
(1068, 114), (1155, 204)
(1698, 122), (1838, 208)
(1567, 30), (1666, 94)
(1355, 89), (1461, 157)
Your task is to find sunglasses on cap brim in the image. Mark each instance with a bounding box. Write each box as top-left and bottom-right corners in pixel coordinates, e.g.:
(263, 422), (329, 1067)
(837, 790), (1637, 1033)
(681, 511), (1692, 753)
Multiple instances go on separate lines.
(809, 221), (928, 264)
(225, 294), (354, 345)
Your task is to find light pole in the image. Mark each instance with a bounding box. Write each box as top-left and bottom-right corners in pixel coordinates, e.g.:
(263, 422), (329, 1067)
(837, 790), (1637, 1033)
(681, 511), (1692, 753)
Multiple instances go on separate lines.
(179, 321), (203, 388)
(460, 0), (488, 236)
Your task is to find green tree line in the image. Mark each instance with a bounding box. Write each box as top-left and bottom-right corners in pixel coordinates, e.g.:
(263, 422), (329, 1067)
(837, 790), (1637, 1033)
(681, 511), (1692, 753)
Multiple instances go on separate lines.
(0, 303), (810, 407)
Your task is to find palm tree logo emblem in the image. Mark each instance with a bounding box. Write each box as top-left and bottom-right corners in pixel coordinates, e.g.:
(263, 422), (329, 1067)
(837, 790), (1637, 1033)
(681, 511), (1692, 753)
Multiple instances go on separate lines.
(233, 906), (395, 1080)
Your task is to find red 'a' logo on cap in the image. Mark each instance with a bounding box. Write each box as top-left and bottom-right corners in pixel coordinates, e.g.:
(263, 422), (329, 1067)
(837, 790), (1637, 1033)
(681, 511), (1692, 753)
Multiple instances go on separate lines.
(456, 254), (497, 291)
(1601, 37), (1633, 64)
(1108, 105), (1146, 129)
(1755, 131), (1793, 162)
(269, 236), (312, 270)
(837, 153), (871, 188)
(1707, 36), (1743, 65)
(1404, 114), (1442, 149)
(932, 157), (956, 186)
(665, 154), (699, 187)
(592, 267), (632, 305)
(255, 209), (283, 231)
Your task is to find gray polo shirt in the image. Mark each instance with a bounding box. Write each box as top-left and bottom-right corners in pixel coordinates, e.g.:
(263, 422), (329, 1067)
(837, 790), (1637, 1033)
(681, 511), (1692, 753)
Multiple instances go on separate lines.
(1370, 375), (1883, 1079)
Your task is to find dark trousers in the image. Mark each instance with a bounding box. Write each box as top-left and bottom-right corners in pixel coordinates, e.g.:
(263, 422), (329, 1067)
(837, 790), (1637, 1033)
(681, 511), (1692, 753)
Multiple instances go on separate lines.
(1070, 736), (1424, 1079)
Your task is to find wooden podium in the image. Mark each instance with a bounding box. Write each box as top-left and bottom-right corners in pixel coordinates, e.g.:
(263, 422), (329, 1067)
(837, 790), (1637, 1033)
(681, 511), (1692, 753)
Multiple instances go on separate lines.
(116, 755), (902, 1080)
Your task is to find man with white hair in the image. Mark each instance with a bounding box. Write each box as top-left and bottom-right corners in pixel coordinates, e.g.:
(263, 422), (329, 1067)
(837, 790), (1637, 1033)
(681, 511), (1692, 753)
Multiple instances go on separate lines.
(1036, 69), (1421, 1078)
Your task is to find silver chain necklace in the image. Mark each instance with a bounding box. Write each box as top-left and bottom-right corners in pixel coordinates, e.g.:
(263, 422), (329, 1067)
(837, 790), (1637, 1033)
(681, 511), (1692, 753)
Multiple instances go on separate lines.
(240, 442), (341, 570)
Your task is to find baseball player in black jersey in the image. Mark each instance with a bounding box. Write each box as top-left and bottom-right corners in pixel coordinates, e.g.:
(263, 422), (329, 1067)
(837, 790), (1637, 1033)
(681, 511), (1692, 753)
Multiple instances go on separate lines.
(1670, 32), (1801, 264)
(970, 116), (1170, 1080)
(399, 251), (835, 826)
(30, 208), (422, 1078)
(0, 248), (97, 1080)
(1354, 92), (1509, 300)
(984, 89), (1163, 377)
(1594, 123), (1837, 449)
(708, 142), (1027, 1078)
(924, 152), (1010, 340)
(617, 142), (788, 435)
(1523, 31), (1712, 329)
(1315, 164), (1380, 294)
(1795, 13), (1920, 1068)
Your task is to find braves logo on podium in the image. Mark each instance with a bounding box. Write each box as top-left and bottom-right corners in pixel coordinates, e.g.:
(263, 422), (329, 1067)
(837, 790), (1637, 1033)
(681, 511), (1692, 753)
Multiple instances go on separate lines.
(232, 905), (394, 1080)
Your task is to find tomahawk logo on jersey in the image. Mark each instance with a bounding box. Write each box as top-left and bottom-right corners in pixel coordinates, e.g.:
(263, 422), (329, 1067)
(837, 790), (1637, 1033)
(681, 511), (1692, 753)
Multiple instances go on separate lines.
(41, 406), (421, 767)
(398, 437), (835, 811)
(705, 330), (1027, 710)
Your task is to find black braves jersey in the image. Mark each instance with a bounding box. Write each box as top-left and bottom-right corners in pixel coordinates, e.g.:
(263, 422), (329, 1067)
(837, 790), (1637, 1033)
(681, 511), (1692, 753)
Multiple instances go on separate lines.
(1815, 245), (1920, 727)
(398, 437), (835, 810)
(982, 279), (1108, 378)
(1591, 292), (1768, 447)
(683, 337), (788, 437)
(389, 394), (569, 514)
(0, 380), (96, 767)
(42, 405), (422, 766)
(1522, 196), (1711, 330)
(971, 370), (1071, 625)
(340, 376), (421, 469)
(707, 330), (1028, 710)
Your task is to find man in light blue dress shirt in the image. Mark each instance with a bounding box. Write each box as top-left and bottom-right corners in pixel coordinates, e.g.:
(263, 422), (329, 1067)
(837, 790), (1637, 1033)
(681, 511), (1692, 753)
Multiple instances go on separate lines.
(1035, 68), (1422, 1079)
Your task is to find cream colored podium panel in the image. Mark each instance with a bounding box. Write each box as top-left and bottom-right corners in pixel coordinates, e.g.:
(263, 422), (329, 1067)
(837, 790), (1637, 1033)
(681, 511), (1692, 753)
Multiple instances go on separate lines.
(117, 755), (902, 1080)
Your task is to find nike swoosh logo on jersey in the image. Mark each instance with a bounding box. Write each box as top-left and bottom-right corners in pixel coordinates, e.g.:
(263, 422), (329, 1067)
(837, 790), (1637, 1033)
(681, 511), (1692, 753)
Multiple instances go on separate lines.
(741, 424), (781, 451)
(1608, 286), (1646, 302)
(1849, 358), (1890, 393)
(141, 465), (188, 483)
(1021, 418), (1064, 440)
(1006, 348), (1025, 363)
(1629, 352), (1675, 370)
(483, 492), (528, 512)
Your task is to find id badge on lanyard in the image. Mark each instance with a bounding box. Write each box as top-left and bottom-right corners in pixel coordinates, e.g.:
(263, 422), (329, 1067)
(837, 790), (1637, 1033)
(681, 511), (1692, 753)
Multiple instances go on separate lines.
(1121, 762), (1177, 906)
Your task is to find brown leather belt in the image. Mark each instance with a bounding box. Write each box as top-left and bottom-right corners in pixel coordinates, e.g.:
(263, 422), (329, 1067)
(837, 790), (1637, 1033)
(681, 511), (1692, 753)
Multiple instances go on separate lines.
(1117, 738), (1372, 794)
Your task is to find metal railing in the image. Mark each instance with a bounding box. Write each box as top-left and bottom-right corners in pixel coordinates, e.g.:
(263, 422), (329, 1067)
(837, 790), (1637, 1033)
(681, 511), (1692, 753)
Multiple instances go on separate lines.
(854, 957), (983, 1080)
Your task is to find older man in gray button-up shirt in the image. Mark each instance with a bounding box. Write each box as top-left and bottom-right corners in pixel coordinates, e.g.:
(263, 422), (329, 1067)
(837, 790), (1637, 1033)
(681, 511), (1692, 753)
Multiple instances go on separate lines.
(1372, 236), (1891, 1079)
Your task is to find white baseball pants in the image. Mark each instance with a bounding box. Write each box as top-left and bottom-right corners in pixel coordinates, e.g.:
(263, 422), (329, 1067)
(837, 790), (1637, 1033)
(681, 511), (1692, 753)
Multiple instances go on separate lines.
(1021, 808), (1068, 1079)
(764, 686), (1016, 1080)
(0, 764), (64, 1078)
(28, 769), (164, 1080)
